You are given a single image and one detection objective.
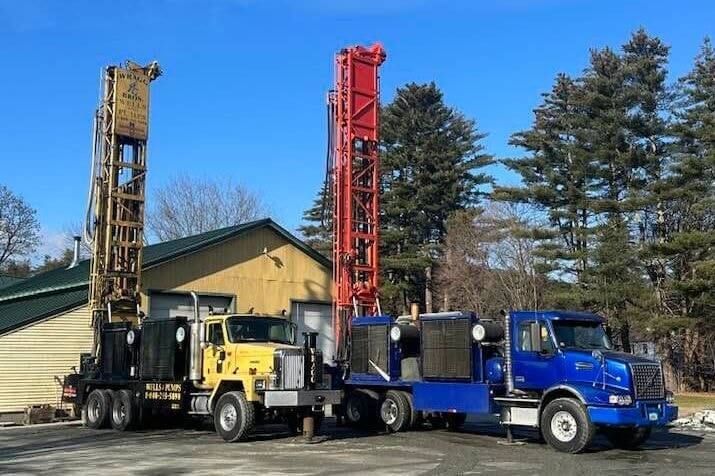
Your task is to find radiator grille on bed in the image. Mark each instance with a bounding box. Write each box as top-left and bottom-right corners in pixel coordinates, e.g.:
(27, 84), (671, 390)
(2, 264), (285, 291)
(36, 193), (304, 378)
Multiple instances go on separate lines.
(421, 318), (471, 380)
(350, 324), (388, 375)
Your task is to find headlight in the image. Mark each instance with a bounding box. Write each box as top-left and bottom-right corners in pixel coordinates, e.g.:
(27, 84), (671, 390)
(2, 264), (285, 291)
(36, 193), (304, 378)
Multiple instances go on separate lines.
(472, 324), (485, 342)
(608, 394), (633, 406)
(666, 390), (675, 404)
(126, 330), (136, 345)
(390, 325), (401, 342)
(175, 327), (186, 343)
(254, 379), (266, 390)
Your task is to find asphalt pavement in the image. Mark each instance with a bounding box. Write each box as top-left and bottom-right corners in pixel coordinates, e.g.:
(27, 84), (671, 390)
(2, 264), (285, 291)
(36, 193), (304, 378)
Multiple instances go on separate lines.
(0, 418), (712, 475)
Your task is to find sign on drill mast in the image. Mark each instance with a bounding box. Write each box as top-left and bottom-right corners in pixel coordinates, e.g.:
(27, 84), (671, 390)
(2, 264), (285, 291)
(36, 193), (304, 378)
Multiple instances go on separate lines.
(86, 60), (161, 355)
(330, 44), (386, 361)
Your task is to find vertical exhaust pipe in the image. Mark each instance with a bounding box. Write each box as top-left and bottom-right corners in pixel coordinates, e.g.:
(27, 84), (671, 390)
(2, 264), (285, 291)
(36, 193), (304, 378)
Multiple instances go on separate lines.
(189, 291), (204, 384)
(502, 310), (514, 394)
(67, 236), (82, 269)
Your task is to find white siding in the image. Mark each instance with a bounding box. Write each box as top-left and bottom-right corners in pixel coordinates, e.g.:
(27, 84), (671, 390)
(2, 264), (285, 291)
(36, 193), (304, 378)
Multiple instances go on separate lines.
(0, 306), (92, 413)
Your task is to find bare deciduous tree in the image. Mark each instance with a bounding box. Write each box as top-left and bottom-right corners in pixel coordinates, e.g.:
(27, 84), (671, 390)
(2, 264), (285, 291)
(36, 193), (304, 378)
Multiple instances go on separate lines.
(436, 202), (544, 317)
(147, 175), (269, 242)
(0, 184), (40, 270)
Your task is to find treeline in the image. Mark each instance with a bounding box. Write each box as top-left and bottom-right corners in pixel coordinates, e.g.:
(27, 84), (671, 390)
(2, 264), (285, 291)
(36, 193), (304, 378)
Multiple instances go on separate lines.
(300, 29), (715, 391)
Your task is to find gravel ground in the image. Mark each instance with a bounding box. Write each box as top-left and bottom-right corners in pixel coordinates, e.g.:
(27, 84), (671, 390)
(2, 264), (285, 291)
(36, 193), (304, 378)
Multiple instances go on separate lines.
(0, 419), (712, 475)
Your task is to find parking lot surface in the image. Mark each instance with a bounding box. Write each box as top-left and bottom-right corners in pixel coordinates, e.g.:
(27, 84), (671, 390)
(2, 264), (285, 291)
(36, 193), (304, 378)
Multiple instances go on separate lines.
(0, 419), (712, 475)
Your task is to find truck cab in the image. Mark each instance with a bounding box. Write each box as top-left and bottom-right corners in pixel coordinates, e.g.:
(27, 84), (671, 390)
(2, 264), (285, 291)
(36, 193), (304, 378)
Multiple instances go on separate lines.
(501, 311), (678, 452)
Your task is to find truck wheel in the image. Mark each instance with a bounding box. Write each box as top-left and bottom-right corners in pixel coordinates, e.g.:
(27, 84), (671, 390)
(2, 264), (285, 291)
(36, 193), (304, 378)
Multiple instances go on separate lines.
(443, 412), (467, 431)
(540, 398), (594, 454)
(345, 391), (374, 428)
(110, 389), (135, 431)
(404, 392), (421, 429)
(603, 426), (652, 449)
(83, 389), (111, 429)
(380, 390), (411, 432)
(214, 391), (255, 442)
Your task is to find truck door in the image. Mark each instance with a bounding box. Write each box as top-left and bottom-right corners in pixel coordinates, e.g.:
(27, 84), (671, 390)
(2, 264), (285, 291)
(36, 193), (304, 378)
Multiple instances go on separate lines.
(511, 318), (561, 391)
(203, 321), (226, 388)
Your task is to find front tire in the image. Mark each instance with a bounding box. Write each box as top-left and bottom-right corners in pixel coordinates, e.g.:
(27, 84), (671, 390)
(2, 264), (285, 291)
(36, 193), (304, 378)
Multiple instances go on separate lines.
(603, 426), (652, 449)
(214, 391), (255, 442)
(540, 398), (594, 453)
(83, 389), (111, 429)
(110, 389), (136, 431)
(380, 390), (412, 432)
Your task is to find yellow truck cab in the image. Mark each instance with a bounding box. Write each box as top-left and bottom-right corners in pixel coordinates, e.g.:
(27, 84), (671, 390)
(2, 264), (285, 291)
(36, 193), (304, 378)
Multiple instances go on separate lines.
(66, 299), (341, 442)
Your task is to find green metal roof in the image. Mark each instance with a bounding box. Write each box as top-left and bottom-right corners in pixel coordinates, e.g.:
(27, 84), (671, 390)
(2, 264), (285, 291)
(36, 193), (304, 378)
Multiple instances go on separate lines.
(0, 275), (25, 290)
(0, 218), (330, 336)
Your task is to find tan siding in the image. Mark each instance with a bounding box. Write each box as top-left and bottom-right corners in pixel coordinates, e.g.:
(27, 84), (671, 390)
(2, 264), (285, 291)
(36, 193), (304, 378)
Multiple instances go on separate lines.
(142, 227), (331, 317)
(0, 306), (92, 413)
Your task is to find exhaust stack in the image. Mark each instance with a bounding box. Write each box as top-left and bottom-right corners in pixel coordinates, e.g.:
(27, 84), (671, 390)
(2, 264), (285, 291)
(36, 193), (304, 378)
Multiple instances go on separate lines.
(189, 291), (204, 384)
(502, 310), (514, 394)
(67, 236), (82, 269)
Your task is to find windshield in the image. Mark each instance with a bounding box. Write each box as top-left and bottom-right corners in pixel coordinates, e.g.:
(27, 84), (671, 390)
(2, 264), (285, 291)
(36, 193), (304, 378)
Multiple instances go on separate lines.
(551, 320), (612, 350)
(226, 317), (295, 345)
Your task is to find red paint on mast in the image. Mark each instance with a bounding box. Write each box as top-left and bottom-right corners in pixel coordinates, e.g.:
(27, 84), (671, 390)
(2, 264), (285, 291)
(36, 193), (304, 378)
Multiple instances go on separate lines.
(331, 43), (386, 359)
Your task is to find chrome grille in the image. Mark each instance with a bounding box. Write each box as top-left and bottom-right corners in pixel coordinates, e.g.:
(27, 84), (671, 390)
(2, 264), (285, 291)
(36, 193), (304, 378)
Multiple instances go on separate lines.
(275, 349), (304, 390)
(630, 362), (665, 400)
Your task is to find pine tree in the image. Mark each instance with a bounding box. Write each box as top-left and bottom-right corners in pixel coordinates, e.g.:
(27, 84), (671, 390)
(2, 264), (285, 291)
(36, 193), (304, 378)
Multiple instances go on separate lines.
(380, 82), (493, 313)
(297, 179), (332, 258)
(495, 74), (595, 285)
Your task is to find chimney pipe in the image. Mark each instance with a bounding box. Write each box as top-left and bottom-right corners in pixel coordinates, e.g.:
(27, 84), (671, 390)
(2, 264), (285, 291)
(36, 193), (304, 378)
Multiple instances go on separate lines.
(67, 236), (82, 269)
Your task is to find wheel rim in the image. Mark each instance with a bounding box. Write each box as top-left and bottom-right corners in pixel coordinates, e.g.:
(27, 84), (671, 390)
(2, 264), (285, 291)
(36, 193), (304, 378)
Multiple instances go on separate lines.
(220, 404), (238, 431)
(551, 410), (578, 442)
(380, 399), (398, 425)
(88, 398), (101, 422)
(114, 401), (126, 423)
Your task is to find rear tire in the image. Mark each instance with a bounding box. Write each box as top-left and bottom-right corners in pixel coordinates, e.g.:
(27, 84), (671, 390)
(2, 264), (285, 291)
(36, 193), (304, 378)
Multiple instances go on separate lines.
(214, 391), (255, 442)
(603, 426), (652, 449)
(380, 390), (411, 432)
(345, 391), (377, 428)
(540, 398), (594, 454)
(83, 389), (111, 429)
(110, 389), (135, 431)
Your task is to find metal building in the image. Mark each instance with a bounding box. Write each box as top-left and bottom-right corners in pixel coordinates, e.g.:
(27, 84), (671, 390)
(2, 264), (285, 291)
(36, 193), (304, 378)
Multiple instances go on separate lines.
(0, 218), (333, 421)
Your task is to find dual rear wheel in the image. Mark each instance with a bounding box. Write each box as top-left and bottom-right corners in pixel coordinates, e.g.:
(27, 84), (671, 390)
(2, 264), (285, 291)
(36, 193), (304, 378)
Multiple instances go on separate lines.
(83, 389), (136, 431)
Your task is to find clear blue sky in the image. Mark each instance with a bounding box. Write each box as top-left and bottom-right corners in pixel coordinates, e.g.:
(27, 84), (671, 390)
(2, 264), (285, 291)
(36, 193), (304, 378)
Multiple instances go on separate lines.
(1, 0), (713, 259)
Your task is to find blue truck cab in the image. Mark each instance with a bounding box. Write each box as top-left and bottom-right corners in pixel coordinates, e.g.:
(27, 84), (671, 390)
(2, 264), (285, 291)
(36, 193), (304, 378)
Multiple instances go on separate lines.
(343, 310), (678, 453)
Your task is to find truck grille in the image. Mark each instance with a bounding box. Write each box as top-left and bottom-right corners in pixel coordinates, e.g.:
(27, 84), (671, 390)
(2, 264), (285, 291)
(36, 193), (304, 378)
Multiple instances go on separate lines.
(275, 349), (304, 389)
(630, 363), (665, 400)
(350, 324), (388, 375)
(421, 318), (471, 380)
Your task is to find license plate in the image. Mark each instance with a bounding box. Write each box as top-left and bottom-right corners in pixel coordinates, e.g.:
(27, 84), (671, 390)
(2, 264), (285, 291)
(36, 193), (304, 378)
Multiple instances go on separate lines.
(649, 412), (658, 421)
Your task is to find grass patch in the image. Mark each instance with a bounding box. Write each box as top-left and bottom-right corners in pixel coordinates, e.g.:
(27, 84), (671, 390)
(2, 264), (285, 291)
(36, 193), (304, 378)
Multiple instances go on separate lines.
(676, 393), (715, 415)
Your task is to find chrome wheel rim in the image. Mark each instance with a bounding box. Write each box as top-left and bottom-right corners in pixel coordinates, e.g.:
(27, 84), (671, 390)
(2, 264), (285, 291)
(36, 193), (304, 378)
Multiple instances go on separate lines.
(551, 410), (578, 442)
(88, 398), (101, 422)
(220, 404), (238, 431)
(381, 399), (398, 425)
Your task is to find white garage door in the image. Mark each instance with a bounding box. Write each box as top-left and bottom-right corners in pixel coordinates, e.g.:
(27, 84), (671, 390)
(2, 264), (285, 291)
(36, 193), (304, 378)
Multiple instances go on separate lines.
(149, 293), (234, 320)
(291, 302), (334, 365)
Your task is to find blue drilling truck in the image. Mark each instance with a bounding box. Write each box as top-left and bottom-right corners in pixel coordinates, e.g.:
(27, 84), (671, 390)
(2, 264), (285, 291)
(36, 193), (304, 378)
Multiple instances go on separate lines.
(341, 310), (678, 453)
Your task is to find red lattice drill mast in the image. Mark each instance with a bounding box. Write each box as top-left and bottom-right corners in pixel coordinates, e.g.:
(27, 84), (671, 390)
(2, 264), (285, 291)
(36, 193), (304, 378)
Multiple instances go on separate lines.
(330, 44), (386, 359)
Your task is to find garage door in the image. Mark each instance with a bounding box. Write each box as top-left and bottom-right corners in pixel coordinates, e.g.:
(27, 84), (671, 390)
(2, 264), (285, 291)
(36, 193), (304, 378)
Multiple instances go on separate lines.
(291, 302), (334, 365)
(149, 293), (234, 320)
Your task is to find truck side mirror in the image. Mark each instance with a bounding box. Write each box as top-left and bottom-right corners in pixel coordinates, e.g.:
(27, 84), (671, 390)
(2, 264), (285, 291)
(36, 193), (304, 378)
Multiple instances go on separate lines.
(530, 322), (543, 353)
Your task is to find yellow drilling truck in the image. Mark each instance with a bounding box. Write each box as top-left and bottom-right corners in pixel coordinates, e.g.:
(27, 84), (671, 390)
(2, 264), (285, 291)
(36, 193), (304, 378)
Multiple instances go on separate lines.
(63, 293), (341, 441)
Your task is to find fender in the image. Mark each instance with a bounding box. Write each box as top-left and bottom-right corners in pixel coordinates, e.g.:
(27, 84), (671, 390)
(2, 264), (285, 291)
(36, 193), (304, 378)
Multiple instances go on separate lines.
(539, 384), (587, 415)
(207, 378), (247, 413)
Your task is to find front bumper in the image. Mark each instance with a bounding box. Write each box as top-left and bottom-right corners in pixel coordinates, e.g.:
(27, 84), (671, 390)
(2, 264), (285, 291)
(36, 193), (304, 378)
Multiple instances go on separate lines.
(588, 401), (678, 427)
(263, 389), (342, 408)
